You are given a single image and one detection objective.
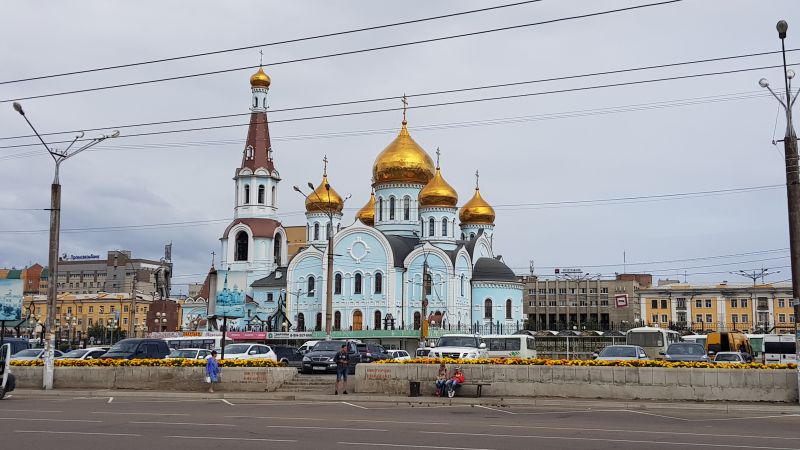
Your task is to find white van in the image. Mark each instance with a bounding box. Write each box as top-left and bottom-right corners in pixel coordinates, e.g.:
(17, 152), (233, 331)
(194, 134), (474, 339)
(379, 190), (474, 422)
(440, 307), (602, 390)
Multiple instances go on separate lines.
(764, 334), (797, 364)
(297, 340), (320, 355)
(482, 334), (537, 359)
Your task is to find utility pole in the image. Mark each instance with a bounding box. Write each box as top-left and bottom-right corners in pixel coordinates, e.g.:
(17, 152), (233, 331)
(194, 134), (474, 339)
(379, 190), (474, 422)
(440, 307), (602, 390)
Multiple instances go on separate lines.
(421, 259), (429, 343)
(12, 102), (118, 390)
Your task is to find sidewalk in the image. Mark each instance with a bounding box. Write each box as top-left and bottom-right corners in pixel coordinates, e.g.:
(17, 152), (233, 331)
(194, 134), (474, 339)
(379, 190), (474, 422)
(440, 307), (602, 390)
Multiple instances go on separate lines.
(12, 388), (800, 413)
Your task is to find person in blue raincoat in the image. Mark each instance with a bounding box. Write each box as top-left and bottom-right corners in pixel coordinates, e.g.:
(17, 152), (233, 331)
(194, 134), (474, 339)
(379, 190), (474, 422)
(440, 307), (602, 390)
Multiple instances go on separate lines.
(206, 350), (220, 393)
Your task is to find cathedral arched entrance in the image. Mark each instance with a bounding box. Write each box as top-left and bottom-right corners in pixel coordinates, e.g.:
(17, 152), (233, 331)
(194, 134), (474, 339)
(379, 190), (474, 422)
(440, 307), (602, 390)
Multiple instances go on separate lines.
(352, 310), (363, 331)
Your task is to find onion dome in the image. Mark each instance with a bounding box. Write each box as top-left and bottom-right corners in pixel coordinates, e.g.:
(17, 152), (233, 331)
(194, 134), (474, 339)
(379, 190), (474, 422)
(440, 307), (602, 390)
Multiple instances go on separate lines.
(356, 191), (376, 226)
(372, 120), (435, 185)
(250, 66), (271, 88)
(419, 156), (458, 208)
(459, 186), (495, 225)
(305, 167), (344, 214)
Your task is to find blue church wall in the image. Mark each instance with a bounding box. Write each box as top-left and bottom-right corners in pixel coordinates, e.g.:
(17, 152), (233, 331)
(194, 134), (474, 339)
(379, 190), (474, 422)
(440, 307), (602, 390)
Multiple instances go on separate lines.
(471, 282), (524, 327)
(404, 249), (450, 328)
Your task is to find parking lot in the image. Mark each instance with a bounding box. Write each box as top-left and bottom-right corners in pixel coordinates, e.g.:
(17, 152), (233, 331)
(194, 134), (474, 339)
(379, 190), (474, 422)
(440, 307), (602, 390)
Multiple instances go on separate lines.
(2, 393), (800, 449)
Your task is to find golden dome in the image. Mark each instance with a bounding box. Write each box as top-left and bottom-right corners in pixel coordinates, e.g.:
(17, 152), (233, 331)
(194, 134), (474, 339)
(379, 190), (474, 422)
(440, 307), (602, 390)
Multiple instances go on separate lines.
(356, 191), (376, 226)
(250, 66), (271, 88)
(459, 187), (495, 225)
(419, 165), (458, 208)
(305, 174), (344, 214)
(372, 121), (435, 185)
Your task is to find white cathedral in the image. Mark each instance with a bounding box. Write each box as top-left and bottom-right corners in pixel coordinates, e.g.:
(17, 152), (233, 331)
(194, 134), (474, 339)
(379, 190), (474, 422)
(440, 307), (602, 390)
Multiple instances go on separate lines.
(197, 66), (523, 334)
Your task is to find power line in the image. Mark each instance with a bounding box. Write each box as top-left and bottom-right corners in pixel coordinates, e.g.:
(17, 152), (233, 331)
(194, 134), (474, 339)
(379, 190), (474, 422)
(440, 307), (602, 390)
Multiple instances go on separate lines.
(0, 1), (683, 104)
(0, 1), (545, 86)
(528, 248), (790, 270)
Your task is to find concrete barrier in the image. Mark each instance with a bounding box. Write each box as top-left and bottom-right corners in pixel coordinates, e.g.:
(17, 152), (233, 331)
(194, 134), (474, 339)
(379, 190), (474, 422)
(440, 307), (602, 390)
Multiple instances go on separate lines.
(353, 364), (799, 403)
(11, 366), (297, 392)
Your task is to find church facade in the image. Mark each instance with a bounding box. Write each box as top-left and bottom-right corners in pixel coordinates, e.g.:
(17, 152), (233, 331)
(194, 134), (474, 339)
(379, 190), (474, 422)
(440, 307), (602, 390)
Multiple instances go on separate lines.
(202, 66), (523, 334)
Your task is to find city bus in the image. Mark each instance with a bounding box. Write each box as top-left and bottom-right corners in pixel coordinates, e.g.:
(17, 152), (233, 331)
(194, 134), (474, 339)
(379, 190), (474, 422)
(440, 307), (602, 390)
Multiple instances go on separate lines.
(763, 334), (797, 364)
(164, 335), (233, 351)
(625, 327), (681, 359)
(482, 334), (537, 359)
(682, 334), (707, 348)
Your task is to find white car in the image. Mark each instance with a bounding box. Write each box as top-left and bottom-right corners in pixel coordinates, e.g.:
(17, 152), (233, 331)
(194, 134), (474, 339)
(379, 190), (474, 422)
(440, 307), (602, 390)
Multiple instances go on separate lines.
(58, 347), (109, 360)
(11, 348), (63, 361)
(713, 351), (752, 363)
(428, 334), (487, 359)
(166, 348), (212, 359)
(387, 349), (411, 361)
(594, 345), (648, 361)
(222, 344), (277, 361)
(297, 340), (320, 355)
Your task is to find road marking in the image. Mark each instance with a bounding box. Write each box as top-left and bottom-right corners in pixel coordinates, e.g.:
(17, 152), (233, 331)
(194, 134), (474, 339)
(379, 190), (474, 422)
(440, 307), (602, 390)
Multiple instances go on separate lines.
(490, 424), (800, 441)
(344, 419), (449, 425)
(420, 431), (800, 449)
(131, 421), (235, 427)
(1, 409), (63, 413)
(220, 399), (234, 406)
(226, 415), (325, 421)
(107, 397), (113, 403)
(698, 414), (800, 422)
(16, 430), (140, 437)
(475, 405), (515, 415)
(620, 409), (689, 421)
(168, 435), (296, 443)
(341, 401), (368, 409)
(266, 425), (388, 432)
(93, 411), (190, 416)
(0, 417), (101, 423)
(341, 442), (495, 450)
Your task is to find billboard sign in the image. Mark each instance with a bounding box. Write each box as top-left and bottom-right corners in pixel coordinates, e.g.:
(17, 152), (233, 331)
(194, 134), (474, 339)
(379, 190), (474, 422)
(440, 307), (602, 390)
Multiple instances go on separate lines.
(215, 271), (246, 319)
(554, 268), (583, 274)
(0, 279), (23, 321)
(615, 294), (629, 308)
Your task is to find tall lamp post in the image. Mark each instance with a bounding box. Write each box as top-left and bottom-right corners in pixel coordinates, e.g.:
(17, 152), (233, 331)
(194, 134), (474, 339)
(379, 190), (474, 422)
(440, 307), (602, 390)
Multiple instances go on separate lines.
(12, 102), (119, 390)
(758, 19), (800, 404)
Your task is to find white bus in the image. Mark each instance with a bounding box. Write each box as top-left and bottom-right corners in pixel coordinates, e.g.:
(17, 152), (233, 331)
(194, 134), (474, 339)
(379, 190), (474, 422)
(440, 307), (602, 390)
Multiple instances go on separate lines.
(165, 335), (233, 351)
(763, 334), (797, 364)
(682, 334), (707, 348)
(482, 334), (537, 359)
(625, 327), (681, 360)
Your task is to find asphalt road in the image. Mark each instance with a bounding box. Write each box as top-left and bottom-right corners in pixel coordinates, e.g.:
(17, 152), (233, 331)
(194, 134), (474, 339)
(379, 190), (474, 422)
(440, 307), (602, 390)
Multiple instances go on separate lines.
(1, 393), (799, 449)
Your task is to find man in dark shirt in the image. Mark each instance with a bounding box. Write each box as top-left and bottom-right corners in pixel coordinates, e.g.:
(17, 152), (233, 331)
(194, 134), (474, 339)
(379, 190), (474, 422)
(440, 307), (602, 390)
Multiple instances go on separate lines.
(334, 344), (349, 395)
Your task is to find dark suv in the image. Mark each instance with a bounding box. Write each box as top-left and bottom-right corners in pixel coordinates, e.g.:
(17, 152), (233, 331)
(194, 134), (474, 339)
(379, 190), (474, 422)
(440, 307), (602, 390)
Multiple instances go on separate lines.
(273, 346), (303, 369)
(301, 340), (360, 374)
(102, 338), (170, 360)
(357, 343), (389, 363)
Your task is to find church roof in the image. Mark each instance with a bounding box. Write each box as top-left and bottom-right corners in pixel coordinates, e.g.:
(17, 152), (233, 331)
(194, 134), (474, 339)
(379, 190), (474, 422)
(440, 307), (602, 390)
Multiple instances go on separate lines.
(221, 218), (282, 239)
(472, 257), (517, 282)
(251, 267), (288, 288)
(464, 229), (484, 257)
(385, 235), (419, 268)
(237, 111), (275, 176)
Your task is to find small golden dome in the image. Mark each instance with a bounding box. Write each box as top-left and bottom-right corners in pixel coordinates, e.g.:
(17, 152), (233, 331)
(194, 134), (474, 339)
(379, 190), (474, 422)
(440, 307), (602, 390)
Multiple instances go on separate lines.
(356, 191), (376, 226)
(419, 166), (458, 208)
(459, 187), (495, 225)
(372, 121), (434, 185)
(305, 174), (344, 214)
(250, 66), (271, 88)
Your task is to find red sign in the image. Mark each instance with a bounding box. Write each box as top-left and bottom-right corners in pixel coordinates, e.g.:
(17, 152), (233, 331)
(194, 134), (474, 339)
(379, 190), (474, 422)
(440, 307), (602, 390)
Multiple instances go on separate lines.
(226, 331), (267, 340)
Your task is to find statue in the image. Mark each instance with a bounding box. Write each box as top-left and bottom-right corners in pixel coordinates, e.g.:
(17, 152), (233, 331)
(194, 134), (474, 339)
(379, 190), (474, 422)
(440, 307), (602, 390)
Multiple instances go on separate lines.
(155, 260), (171, 300)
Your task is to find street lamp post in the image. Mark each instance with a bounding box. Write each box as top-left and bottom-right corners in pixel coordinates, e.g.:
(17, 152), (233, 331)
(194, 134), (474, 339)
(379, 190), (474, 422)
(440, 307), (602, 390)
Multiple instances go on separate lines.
(759, 19), (800, 404)
(12, 102), (119, 389)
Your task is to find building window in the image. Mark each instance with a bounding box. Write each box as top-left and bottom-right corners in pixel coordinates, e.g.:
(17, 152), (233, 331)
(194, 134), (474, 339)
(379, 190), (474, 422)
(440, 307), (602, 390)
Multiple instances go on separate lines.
(778, 299), (786, 308)
(413, 311), (421, 330)
(484, 299), (492, 319)
(601, 287), (609, 293)
(374, 272), (382, 294)
(315, 313), (322, 331)
(334, 273), (342, 295)
(731, 298), (738, 308)
(258, 185), (265, 204)
(326, 222), (332, 240)
(272, 186), (277, 205)
(651, 299), (658, 309)
(297, 313), (305, 331)
(274, 233), (282, 266)
(695, 299), (702, 308)
(420, 220), (424, 236)
(389, 197), (396, 220)
(741, 299), (748, 308)
(244, 185), (250, 204)
(374, 310), (382, 330)
(660, 299), (667, 309)
(354, 273), (362, 295)
(88, 306), (94, 314)
(676, 299), (686, 309)
(705, 299), (712, 308)
(334, 311), (342, 331)
(235, 231), (249, 261)
(442, 219), (448, 237)
(705, 314), (713, 324)
(505, 299), (512, 319)
(732, 314), (738, 323)
(424, 272), (432, 296)
(661, 314), (668, 323)
(559, 288), (567, 295)
(695, 314), (703, 323)
(88, 318), (93, 326)
(779, 314), (786, 323)
(403, 196), (410, 220)
(742, 314), (749, 323)
(652, 314), (658, 323)
(378, 198), (384, 221)
(460, 274), (465, 297)
(267, 293), (274, 302)
(307, 276), (315, 297)
(314, 223), (320, 241)
(429, 217), (435, 237)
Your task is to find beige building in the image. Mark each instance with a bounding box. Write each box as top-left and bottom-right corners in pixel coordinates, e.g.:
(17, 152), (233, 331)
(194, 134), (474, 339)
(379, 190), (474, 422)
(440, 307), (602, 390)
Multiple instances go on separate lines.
(639, 282), (796, 332)
(48, 250), (167, 296)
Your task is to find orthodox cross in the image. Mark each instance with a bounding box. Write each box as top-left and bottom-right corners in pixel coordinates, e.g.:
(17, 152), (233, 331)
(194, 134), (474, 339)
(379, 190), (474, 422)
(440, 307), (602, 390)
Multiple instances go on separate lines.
(475, 170), (480, 189)
(210, 251), (216, 267)
(323, 154), (328, 176)
(435, 147), (441, 169)
(401, 94), (408, 123)
(259, 49), (263, 66)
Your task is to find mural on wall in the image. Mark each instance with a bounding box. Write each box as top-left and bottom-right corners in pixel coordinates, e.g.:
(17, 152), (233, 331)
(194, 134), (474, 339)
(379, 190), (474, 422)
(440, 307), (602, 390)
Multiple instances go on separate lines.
(215, 271), (246, 319)
(0, 279), (23, 321)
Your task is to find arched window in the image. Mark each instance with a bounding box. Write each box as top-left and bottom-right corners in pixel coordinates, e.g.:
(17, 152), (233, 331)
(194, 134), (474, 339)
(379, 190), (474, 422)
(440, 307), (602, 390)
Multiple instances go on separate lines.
(470, 233), (475, 240)
(253, 97), (258, 108)
(337, 223), (341, 232)
(374, 272), (383, 294)
(271, 186), (277, 206)
(352, 310), (363, 331)
(420, 220), (424, 236)
(307, 276), (315, 297)
(442, 219), (448, 237)
(424, 272), (432, 296)
(506, 299), (513, 320)
(461, 232), (466, 240)
(374, 310), (382, 330)
(334, 311), (342, 330)
(313, 223), (320, 241)
(244, 185), (250, 204)
(484, 299), (493, 319)
(378, 198), (384, 221)
(334, 273), (342, 295)
(403, 196), (410, 220)
(315, 313), (322, 331)
(354, 273), (362, 294)
(452, 219), (456, 237)
(258, 185), (265, 204)
(460, 274), (465, 296)
(389, 197), (396, 220)
(326, 222), (332, 240)
(263, 97), (267, 108)
(274, 233), (282, 266)
(413, 311), (421, 330)
(307, 224), (310, 240)
(234, 231), (248, 261)
(429, 217), (435, 237)
(297, 313), (305, 331)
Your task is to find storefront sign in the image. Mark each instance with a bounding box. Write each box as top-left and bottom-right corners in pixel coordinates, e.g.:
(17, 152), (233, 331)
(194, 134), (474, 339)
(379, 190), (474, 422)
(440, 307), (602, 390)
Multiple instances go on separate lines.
(267, 332), (313, 339)
(0, 279), (23, 321)
(554, 268), (583, 274)
(227, 331), (267, 340)
(61, 253), (100, 261)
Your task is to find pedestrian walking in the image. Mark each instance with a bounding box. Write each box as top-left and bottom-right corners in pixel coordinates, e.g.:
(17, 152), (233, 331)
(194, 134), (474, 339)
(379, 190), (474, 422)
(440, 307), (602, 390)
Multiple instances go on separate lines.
(206, 350), (220, 393)
(334, 344), (349, 395)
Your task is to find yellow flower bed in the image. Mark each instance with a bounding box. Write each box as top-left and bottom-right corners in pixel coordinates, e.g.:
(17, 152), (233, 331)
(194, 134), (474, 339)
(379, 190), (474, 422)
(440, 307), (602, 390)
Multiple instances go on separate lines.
(375, 357), (797, 370)
(11, 358), (285, 368)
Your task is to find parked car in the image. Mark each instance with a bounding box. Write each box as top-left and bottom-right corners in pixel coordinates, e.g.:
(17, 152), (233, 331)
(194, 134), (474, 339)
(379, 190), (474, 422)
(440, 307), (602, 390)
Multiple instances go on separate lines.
(59, 347), (109, 360)
(357, 343), (389, 363)
(713, 351), (753, 363)
(223, 344), (277, 361)
(102, 338), (170, 360)
(11, 348), (63, 361)
(415, 347), (431, 358)
(297, 340), (320, 355)
(301, 340), (360, 374)
(593, 345), (648, 361)
(661, 343), (710, 362)
(428, 334), (487, 359)
(273, 346), (303, 369)
(166, 348), (212, 359)
(387, 349), (411, 361)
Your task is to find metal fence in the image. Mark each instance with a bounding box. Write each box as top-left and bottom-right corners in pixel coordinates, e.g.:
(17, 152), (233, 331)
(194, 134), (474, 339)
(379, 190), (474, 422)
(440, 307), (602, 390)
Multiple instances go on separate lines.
(534, 336), (627, 360)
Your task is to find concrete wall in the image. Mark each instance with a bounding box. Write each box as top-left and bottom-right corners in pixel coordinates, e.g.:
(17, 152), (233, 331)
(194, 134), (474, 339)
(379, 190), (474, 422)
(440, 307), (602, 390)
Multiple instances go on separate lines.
(12, 366), (297, 392)
(354, 364), (799, 403)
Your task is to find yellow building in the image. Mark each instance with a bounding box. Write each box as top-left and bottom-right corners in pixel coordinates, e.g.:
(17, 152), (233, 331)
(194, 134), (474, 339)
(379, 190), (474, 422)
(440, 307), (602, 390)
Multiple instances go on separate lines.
(639, 282), (795, 332)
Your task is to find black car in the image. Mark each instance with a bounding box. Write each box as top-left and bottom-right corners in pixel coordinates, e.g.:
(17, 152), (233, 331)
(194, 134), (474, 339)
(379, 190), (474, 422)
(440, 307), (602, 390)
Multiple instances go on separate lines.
(102, 338), (170, 360)
(273, 346), (304, 369)
(356, 343), (389, 363)
(661, 342), (710, 362)
(301, 340), (360, 374)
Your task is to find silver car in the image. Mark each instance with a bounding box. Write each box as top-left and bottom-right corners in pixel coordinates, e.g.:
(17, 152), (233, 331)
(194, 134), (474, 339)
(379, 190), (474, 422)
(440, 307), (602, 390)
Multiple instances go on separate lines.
(594, 345), (648, 361)
(11, 348), (63, 361)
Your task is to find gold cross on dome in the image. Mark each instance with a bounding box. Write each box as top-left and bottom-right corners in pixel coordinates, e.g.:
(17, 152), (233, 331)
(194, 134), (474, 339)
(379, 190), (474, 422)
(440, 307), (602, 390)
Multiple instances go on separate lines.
(259, 49), (263, 66)
(401, 94), (408, 123)
(435, 147), (441, 169)
(475, 170), (480, 189)
(323, 155), (328, 176)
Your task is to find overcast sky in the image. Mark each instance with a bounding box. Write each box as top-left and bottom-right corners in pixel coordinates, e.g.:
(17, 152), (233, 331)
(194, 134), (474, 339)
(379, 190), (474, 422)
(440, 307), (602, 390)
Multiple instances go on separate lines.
(1, 0), (798, 293)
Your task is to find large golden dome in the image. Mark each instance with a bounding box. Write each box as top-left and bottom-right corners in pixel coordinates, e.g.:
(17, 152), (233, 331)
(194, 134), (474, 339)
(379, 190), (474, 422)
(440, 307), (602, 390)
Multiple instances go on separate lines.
(419, 165), (458, 208)
(250, 66), (271, 88)
(356, 191), (376, 226)
(372, 121), (435, 185)
(305, 174), (344, 214)
(459, 187), (495, 225)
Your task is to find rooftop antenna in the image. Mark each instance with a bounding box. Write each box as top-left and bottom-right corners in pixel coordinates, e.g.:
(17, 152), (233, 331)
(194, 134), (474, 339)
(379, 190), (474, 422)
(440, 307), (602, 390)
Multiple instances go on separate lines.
(732, 268), (780, 287)
(623, 251), (626, 274)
